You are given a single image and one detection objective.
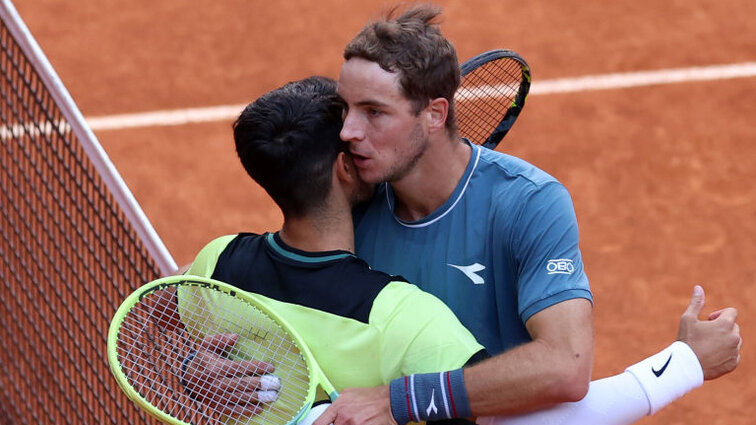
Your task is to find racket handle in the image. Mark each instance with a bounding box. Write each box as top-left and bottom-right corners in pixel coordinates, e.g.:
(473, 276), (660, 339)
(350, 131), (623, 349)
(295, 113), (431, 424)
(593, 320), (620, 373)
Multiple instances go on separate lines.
(298, 403), (332, 425)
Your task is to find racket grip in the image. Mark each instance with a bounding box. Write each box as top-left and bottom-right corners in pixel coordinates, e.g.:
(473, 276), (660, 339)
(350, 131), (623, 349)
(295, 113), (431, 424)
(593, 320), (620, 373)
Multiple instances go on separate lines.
(298, 403), (332, 425)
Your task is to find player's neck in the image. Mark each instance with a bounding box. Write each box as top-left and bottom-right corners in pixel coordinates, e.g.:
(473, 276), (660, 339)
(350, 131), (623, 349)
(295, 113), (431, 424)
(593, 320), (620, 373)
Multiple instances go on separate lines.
(391, 136), (471, 222)
(279, 207), (355, 254)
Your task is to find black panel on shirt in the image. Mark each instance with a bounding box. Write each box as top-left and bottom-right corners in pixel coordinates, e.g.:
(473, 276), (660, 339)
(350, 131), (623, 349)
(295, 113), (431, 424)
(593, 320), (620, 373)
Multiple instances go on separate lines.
(210, 233), (408, 324)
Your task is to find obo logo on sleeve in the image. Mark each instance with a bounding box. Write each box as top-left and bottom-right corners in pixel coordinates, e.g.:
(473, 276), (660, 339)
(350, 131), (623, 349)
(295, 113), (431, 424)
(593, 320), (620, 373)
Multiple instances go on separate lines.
(546, 259), (575, 275)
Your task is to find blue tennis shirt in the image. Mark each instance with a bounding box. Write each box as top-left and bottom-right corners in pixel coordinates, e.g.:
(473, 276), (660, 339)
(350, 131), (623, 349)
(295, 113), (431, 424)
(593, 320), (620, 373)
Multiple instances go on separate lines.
(354, 142), (593, 354)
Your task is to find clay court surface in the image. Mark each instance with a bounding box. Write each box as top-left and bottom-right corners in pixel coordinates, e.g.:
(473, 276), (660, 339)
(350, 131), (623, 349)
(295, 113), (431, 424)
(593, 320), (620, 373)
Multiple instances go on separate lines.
(15, 0), (755, 423)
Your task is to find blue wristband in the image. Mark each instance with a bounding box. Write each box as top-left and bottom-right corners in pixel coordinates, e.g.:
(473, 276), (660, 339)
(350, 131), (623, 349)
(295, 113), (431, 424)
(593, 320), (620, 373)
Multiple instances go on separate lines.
(180, 350), (198, 390)
(389, 369), (471, 425)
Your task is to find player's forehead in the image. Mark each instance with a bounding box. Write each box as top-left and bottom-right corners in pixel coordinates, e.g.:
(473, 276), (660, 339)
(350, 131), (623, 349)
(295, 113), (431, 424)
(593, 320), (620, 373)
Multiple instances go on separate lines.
(337, 58), (406, 106)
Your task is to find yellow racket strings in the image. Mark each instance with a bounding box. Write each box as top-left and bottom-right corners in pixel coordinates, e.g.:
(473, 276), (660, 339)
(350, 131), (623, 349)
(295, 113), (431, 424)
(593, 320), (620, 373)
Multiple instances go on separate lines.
(116, 285), (313, 425)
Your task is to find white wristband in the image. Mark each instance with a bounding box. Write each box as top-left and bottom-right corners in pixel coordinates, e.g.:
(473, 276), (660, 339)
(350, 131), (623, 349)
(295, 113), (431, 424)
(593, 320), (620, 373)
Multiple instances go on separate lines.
(625, 341), (704, 415)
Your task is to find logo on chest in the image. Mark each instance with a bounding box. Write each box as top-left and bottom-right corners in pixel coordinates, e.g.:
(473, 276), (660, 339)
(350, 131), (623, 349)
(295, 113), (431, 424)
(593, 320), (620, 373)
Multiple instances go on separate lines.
(447, 262), (486, 285)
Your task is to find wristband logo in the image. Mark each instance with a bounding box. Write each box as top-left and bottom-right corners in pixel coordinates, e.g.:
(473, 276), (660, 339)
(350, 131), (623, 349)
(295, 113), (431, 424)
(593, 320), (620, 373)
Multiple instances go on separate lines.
(546, 259), (575, 275)
(652, 353), (673, 377)
(426, 388), (438, 416)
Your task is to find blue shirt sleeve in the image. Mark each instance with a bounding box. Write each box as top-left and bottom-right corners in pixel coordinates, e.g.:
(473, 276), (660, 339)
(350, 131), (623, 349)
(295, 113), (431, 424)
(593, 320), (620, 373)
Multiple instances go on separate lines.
(510, 181), (593, 323)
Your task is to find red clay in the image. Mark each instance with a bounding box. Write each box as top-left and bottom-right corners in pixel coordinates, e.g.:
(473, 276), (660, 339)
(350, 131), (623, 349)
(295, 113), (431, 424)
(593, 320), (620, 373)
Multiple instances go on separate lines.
(16, 1), (756, 423)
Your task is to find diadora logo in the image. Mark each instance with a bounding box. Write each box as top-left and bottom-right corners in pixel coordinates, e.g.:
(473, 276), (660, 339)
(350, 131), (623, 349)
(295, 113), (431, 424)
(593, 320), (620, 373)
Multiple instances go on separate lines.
(426, 388), (438, 416)
(448, 263), (486, 285)
(546, 259), (575, 275)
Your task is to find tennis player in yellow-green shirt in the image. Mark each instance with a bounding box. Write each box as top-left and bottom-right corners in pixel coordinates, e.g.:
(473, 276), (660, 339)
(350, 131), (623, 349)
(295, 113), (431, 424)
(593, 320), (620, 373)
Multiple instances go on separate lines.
(181, 76), (486, 424)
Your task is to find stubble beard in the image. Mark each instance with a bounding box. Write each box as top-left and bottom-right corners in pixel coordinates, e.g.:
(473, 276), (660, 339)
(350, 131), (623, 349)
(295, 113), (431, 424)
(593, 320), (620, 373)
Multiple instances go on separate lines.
(381, 122), (429, 184)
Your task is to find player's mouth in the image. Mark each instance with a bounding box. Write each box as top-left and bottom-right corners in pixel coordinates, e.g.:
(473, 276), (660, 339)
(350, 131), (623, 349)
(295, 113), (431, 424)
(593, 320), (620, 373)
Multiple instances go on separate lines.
(350, 152), (371, 169)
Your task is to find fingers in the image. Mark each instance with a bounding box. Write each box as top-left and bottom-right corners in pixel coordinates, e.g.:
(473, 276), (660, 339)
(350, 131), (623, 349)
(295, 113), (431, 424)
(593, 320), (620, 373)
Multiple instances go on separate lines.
(683, 285), (705, 319)
(224, 387), (278, 405)
(708, 309), (723, 320)
(215, 374), (267, 393)
(191, 375), (278, 416)
(214, 357), (275, 376)
(183, 338), (279, 417)
(221, 402), (264, 417)
(207, 392), (266, 417)
(212, 374), (280, 397)
(710, 307), (738, 323)
(191, 354), (277, 389)
(200, 333), (239, 353)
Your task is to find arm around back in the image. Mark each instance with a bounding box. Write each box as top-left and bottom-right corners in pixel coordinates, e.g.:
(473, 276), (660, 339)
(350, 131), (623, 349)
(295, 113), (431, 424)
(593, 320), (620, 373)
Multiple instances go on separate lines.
(465, 297), (594, 416)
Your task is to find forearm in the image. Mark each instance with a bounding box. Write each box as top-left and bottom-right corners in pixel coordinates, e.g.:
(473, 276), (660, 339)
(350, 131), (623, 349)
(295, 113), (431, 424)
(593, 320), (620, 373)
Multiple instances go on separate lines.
(478, 372), (648, 425)
(387, 336), (591, 423)
(461, 298), (594, 417)
(464, 336), (592, 417)
(478, 341), (704, 425)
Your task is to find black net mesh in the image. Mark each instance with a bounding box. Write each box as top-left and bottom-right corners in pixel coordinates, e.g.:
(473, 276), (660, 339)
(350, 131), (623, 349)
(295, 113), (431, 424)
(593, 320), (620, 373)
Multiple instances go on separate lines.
(456, 52), (528, 149)
(0, 13), (162, 425)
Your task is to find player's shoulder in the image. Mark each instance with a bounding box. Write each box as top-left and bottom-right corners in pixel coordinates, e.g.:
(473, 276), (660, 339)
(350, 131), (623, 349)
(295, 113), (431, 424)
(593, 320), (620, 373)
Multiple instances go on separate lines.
(205, 233), (266, 260)
(476, 145), (561, 189)
(473, 146), (574, 209)
(187, 234), (240, 276)
(188, 233), (267, 276)
(372, 280), (451, 319)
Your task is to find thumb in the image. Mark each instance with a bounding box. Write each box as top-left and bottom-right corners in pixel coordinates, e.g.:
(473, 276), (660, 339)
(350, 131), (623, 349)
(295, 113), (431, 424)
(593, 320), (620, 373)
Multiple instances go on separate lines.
(200, 333), (238, 353)
(684, 285), (705, 319)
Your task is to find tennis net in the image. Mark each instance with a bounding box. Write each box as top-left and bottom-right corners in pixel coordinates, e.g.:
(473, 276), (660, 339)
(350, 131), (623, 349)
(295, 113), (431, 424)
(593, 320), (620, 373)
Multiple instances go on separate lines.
(0, 1), (176, 423)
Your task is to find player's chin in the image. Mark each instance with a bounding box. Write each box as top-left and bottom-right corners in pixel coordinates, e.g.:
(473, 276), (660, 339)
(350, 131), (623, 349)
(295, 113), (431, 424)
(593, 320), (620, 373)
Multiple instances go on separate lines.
(354, 165), (384, 186)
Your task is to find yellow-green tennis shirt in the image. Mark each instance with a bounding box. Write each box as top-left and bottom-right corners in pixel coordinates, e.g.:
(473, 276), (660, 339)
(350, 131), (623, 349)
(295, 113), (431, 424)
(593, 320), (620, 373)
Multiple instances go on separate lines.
(186, 232), (485, 392)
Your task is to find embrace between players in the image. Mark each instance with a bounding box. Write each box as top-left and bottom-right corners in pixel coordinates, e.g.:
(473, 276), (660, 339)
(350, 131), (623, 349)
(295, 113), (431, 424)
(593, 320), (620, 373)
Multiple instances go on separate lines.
(181, 4), (742, 425)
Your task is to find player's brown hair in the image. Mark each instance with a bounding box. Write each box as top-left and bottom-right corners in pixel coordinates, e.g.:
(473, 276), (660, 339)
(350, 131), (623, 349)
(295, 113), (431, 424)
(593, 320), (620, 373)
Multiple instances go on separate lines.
(344, 4), (460, 134)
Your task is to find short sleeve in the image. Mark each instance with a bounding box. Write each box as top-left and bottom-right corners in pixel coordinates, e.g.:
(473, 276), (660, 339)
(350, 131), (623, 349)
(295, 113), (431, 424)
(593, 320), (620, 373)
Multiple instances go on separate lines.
(510, 182), (592, 323)
(370, 282), (484, 381)
(185, 234), (237, 277)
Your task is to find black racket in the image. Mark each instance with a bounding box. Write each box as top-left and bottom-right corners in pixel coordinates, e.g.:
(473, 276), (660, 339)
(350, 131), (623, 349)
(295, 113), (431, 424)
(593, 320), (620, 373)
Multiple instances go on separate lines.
(456, 49), (531, 149)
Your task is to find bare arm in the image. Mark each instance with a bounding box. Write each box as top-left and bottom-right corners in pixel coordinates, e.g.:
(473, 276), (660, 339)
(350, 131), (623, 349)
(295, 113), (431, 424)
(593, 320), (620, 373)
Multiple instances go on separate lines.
(312, 286), (741, 425)
(479, 285), (742, 425)
(465, 298), (594, 416)
(313, 298), (593, 425)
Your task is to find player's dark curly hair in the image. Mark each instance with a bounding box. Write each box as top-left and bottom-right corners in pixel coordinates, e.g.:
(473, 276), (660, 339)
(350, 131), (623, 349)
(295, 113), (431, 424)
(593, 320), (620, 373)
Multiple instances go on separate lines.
(344, 3), (460, 134)
(233, 76), (345, 218)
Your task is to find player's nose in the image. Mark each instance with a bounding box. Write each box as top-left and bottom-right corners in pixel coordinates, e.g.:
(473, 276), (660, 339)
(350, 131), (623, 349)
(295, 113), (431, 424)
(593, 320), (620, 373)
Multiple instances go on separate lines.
(340, 110), (364, 142)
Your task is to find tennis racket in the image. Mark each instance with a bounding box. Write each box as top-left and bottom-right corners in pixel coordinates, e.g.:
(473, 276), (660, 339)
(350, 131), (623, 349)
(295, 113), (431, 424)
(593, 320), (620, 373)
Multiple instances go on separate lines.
(108, 275), (337, 425)
(456, 49), (531, 150)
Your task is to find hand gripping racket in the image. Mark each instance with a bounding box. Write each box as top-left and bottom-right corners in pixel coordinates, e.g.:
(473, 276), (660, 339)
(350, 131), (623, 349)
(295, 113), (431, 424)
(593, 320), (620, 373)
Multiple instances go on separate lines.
(456, 49), (531, 150)
(108, 275), (337, 425)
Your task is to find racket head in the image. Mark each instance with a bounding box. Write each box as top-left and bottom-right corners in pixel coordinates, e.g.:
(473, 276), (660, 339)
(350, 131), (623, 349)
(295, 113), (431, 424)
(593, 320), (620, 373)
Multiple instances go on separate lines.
(107, 275), (335, 425)
(456, 49), (531, 150)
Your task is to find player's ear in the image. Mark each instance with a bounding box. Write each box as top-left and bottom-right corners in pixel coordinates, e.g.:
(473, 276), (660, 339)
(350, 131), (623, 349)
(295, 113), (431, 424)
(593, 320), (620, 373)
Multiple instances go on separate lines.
(333, 152), (355, 183)
(426, 97), (449, 134)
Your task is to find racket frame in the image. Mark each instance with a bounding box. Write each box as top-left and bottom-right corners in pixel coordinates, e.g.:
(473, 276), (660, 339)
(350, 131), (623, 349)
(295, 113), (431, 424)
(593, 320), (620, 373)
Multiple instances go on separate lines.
(107, 275), (337, 425)
(458, 49), (531, 149)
